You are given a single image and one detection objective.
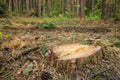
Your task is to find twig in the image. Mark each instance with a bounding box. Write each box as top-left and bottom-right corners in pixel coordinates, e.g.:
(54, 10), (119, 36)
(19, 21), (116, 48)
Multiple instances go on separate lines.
(22, 46), (39, 55)
(16, 46), (39, 59)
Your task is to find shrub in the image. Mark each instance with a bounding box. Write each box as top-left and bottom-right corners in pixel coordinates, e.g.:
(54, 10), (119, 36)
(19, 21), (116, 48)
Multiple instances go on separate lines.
(36, 22), (55, 29)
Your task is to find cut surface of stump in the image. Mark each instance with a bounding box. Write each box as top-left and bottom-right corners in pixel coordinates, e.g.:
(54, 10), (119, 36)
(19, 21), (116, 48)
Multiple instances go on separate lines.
(53, 44), (101, 60)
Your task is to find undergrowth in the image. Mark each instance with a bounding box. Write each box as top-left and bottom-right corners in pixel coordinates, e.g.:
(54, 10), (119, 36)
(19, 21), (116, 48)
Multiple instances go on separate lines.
(110, 37), (120, 47)
(36, 22), (55, 29)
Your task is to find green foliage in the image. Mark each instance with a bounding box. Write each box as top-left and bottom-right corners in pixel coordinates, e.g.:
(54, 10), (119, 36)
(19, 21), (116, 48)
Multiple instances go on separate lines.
(0, 31), (3, 40)
(0, 0), (7, 14)
(40, 43), (49, 54)
(80, 35), (88, 44)
(106, 0), (115, 4)
(85, 0), (101, 19)
(113, 42), (120, 47)
(0, 22), (4, 27)
(86, 11), (101, 19)
(37, 43), (49, 58)
(5, 34), (11, 39)
(59, 14), (67, 19)
(51, 0), (60, 16)
(109, 27), (119, 32)
(110, 37), (120, 47)
(36, 22), (55, 29)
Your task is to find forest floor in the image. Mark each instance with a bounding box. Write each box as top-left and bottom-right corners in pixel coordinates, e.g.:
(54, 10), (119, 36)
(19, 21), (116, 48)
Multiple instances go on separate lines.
(0, 17), (120, 80)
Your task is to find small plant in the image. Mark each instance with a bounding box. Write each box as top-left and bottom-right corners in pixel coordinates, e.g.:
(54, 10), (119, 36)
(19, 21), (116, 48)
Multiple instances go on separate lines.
(0, 22), (3, 27)
(109, 27), (119, 32)
(113, 42), (120, 47)
(36, 22), (55, 29)
(38, 43), (49, 58)
(0, 31), (3, 40)
(110, 37), (120, 47)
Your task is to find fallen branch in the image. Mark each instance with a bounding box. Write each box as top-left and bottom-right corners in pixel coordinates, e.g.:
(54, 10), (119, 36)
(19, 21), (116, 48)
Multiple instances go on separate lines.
(21, 46), (39, 56)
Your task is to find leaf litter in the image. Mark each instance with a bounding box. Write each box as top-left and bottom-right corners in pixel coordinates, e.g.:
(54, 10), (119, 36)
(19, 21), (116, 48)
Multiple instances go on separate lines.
(0, 19), (120, 80)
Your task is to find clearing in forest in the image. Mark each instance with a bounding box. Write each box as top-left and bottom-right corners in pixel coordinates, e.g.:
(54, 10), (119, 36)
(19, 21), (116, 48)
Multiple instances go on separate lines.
(0, 17), (120, 80)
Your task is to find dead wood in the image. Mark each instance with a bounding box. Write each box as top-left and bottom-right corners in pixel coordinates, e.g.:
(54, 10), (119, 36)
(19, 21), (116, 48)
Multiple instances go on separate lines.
(16, 46), (39, 59)
(21, 46), (39, 56)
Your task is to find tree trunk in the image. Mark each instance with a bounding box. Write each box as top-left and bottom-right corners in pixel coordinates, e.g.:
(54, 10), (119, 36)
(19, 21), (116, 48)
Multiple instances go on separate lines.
(105, 1), (109, 19)
(18, 0), (22, 15)
(8, 0), (12, 12)
(66, 0), (71, 13)
(92, 0), (95, 15)
(76, 0), (80, 17)
(113, 0), (116, 18)
(38, 0), (41, 17)
(102, 0), (106, 19)
(26, 0), (29, 17)
(11, 0), (14, 11)
(59, 0), (62, 14)
(61, 0), (64, 14)
(48, 0), (52, 16)
(43, 0), (46, 16)
(80, 0), (85, 19)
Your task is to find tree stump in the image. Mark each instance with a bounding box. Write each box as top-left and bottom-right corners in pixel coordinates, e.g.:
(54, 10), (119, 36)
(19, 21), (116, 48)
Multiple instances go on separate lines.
(50, 44), (101, 73)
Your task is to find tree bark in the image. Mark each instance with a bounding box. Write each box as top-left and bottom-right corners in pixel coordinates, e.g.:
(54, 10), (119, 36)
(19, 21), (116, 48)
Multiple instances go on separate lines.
(43, 0), (46, 16)
(38, 0), (41, 17)
(102, 0), (106, 19)
(61, 0), (64, 14)
(18, 0), (22, 15)
(26, 0), (29, 17)
(8, 0), (12, 12)
(80, 0), (85, 19)
(92, 0), (95, 15)
(113, 0), (116, 18)
(66, 0), (71, 13)
(76, 0), (80, 17)
(48, 0), (52, 16)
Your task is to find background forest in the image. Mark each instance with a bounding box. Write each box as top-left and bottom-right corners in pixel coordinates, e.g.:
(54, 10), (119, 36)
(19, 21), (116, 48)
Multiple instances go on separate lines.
(0, 0), (120, 19)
